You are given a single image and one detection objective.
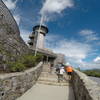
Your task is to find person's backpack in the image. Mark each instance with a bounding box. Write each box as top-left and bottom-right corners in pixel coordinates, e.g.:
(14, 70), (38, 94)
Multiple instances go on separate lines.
(56, 67), (60, 74)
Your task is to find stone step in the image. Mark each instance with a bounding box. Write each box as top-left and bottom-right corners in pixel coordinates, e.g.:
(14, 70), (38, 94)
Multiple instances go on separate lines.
(39, 74), (57, 78)
(38, 76), (68, 81)
(38, 78), (69, 83)
(37, 80), (70, 86)
(39, 74), (69, 80)
(38, 77), (58, 82)
(38, 64), (70, 86)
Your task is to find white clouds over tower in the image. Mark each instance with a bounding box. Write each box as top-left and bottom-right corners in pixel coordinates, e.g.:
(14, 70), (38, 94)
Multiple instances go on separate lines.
(40, 0), (74, 22)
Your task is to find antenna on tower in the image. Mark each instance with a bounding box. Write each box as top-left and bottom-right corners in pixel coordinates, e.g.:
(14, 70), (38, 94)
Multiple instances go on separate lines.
(34, 16), (44, 56)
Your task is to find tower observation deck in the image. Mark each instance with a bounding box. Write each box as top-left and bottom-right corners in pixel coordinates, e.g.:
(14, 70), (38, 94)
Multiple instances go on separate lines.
(28, 25), (48, 49)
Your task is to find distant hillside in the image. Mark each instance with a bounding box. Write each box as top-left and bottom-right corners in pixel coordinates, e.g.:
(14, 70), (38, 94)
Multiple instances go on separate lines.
(82, 69), (100, 77)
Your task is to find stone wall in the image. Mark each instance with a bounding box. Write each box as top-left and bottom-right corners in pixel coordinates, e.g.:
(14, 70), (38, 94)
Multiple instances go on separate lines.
(0, 62), (43, 100)
(54, 53), (65, 66)
(0, 0), (20, 35)
(72, 69), (100, 100)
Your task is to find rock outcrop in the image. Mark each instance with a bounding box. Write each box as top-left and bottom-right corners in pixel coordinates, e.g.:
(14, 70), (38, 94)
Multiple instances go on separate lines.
(0, 0), (30, 70)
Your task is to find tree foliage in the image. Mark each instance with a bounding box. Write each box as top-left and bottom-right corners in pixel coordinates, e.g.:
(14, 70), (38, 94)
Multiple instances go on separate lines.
(7, 53), (43, 72)
(83, 69), (100, 77)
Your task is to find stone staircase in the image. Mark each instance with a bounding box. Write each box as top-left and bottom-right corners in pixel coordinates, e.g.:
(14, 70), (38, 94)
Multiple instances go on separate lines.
(37, 63), (70, 86)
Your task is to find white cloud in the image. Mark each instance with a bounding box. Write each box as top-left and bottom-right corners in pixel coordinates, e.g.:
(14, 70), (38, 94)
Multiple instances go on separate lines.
(40, 0), (74, 15)
(45, 34), (61, 43)
(20, 29), (31, 43)
(46, 34), (92, 60)
(86, 35), (99, 41)
(94, 56), (100, 62)
(40, 0), (74, 22)
(79, 29), (99, 41)
(3, 0), (18, 10)
(78, 61), (100, 69)
(45, 34), (63, 49)
(45, 34), (100, 69)
(14, 14), (21, 25)
(54, 40), (91, 60)
(64, 56), (100, 69)
(80, 29), (94, 35)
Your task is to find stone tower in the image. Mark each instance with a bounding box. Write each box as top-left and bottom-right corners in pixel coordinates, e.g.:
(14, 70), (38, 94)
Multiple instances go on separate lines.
(28, 25), (48, 49)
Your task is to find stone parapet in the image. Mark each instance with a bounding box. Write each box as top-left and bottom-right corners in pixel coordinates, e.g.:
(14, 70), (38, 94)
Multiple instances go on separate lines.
(0, 62), (43, 100)
(30, 47), (57, 57)
(72, 69), (100, 100)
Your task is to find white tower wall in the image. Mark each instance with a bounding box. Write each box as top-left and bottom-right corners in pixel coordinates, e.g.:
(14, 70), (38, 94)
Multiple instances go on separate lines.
(37, 33), (45, 49)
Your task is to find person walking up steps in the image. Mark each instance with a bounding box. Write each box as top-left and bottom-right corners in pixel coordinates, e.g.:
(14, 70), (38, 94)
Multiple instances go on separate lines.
(59, 67), (65, 82)
(65, 65), (73, 80)
(56, 63), (65, 82)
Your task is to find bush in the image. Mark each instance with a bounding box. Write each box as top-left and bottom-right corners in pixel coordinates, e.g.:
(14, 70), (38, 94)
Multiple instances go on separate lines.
(35, 53), (43, 62)
(8, 62), (25, 72)
(21, 55), (36, 67)
(83, 70), (100, 77)
(7, 53), (43, 72)
(20, 53), (43, 68)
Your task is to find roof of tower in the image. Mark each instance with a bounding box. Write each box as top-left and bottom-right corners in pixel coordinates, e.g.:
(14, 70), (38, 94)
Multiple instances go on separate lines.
(33, 25), (49, 33)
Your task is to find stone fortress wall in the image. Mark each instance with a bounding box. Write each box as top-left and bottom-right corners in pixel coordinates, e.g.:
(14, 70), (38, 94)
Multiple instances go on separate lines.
(0, 0), (19, 35)
(72, 69), (100, 100)
(0, 0), (31, 70)
(0, 0), (29, 54)
(0, 62), (43, 100)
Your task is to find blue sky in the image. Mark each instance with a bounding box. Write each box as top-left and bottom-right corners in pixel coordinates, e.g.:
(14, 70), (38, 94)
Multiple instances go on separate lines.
(3, 0), (100, 69)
